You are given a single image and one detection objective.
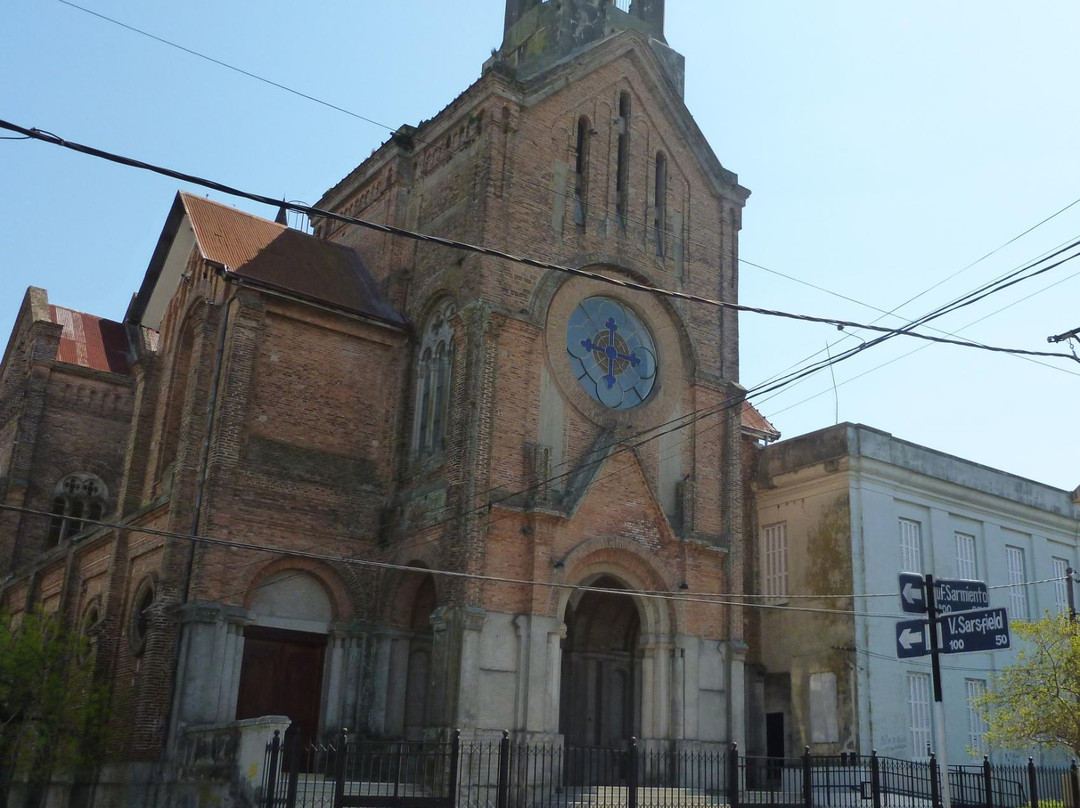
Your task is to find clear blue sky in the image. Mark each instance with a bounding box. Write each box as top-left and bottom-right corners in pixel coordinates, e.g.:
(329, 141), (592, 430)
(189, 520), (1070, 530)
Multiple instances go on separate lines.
(3, 1), (1078, 491)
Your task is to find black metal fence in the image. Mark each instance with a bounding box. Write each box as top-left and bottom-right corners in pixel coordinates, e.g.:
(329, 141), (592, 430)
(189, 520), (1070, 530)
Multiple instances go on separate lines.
(262, 732), (1080, 808)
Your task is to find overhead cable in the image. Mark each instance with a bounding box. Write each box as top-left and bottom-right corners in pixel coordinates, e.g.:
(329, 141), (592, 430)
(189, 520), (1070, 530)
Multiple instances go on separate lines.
(1, 118), (1075, 365)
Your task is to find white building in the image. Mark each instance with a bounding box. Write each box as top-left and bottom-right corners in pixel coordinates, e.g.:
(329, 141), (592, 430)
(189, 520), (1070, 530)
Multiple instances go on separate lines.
(749, 423), (1079, 764)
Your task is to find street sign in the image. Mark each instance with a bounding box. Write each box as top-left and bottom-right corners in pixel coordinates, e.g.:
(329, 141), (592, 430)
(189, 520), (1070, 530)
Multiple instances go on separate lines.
(899, 573), (989, 614)
(939, 607), (1010, 654)
(899, 572), (927, 613)
(934, 579), (990, 614)
(895, 618), (930, 658)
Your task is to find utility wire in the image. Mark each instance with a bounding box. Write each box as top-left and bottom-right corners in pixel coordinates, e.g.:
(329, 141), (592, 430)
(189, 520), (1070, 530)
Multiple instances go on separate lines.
(762, 266), (1080, 422)
(51, 0), (1080, 334)
(0, 504), (894, 619)
(2, 118), (1075, 365)
(3, 503), (1070, 622)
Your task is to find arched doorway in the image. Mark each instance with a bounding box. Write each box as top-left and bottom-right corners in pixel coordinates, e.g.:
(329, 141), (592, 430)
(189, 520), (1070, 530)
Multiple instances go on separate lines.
(403, 575), (435, 739)
(559, 576), (641, 754)
(235, 571), (333, 749)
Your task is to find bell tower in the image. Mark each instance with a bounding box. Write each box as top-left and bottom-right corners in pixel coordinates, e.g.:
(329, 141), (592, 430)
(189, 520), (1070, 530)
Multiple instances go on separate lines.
(495, 0), (684, 94)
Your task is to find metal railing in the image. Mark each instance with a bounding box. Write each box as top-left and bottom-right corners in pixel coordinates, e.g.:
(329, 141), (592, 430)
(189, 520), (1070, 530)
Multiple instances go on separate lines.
(262, 733), (1080, 808)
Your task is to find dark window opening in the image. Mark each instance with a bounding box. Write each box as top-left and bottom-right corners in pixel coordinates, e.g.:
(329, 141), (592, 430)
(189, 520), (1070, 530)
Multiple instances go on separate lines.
(46, 474), (108, 546)
(615, 92), (631, 230)
(414, 300), (456, 456)
(654, 152), (667, 256)
(574, 116), (590, 228)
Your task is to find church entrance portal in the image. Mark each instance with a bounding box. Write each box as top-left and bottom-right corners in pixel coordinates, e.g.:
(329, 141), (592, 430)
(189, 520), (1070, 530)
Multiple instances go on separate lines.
(235, 625), (326, 749)
(559, 576), (640, 783)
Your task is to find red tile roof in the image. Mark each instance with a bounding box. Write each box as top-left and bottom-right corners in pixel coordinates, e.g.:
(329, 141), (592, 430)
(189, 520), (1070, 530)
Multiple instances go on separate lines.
(180, 193), (404, 326)
(49, 306), (131, 374)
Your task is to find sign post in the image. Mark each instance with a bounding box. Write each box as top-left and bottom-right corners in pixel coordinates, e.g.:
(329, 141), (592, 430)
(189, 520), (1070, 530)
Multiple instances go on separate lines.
(895, 571), (1012, 808)
(926, 575), (951, 808)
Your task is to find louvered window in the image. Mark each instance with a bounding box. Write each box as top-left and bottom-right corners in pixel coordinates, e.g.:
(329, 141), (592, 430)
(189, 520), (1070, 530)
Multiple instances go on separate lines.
(899, 518), (922, 572)
(908, 672), (932, 758)
(762, 522), (788, 600)
(1006, 546), (1027, 620)
(965, 679), (987, 756)
(955, 532), (977, 579)
(1052, 557), (1070, 615)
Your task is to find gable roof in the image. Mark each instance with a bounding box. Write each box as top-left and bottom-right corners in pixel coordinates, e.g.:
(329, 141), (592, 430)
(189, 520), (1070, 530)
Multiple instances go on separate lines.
(49, 305), (132, 374)
(128, 193), (404, 331)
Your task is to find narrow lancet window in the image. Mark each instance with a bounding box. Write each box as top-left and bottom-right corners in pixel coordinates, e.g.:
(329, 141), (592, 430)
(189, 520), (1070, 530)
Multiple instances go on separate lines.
(574, 116), (590, 227)
(616, 92), (631, 229)
(413, 299), (456, 456)
(654, 152), (667, 256)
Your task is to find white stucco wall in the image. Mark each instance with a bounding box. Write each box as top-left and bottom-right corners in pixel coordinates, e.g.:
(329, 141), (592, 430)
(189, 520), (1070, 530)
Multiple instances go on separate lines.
(757, 423), (1079, 765)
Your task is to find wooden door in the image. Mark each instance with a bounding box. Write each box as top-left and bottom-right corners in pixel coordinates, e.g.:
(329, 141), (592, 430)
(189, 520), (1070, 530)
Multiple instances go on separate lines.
(235, 626), (326, 749)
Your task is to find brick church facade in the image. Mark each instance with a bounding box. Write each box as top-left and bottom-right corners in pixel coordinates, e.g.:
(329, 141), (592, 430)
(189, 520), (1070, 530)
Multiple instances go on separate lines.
(0, 0), (777, 800)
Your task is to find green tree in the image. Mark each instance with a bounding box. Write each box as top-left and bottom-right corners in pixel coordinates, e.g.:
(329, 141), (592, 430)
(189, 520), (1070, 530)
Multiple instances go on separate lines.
(0, 609), (112, 801)
(973, 612), (1080, 757)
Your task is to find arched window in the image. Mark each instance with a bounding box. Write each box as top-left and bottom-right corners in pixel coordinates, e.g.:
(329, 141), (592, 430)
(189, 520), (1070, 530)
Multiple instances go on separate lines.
(413, 299), (456, 455)
(615, 91), (631, 229)
(46, 473), (108, 547)
(653, 151), (667, 256)
(574, 116), (591, 228)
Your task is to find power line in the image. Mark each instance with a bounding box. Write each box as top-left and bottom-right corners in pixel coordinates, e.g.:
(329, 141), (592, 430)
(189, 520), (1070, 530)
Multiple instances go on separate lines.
(4, 503), (1071, 623)
(0, 503), (895, 619)
(761, 266), (1080, 422)
(50, 0), (1080, 332)
(2, 118), (1075, 366)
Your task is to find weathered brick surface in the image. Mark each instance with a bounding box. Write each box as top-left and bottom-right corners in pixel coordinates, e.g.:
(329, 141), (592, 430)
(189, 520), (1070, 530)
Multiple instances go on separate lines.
(0, 24), (756, 772)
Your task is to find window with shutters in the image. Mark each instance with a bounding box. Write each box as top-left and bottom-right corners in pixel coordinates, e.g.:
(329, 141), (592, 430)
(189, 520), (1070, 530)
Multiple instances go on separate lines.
(908, 671), (932, 758)
(955, 532), (977, 579)
(1006, 546), (1027, 620)
(899, 518), (922, 572)
(1052, 557), (1070, 615)
(762, 522), (788, 600)
(965, 679), (988, 756)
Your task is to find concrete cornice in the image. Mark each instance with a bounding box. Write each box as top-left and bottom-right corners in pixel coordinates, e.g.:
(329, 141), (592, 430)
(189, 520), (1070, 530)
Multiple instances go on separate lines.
(849, 455), (1080, 537)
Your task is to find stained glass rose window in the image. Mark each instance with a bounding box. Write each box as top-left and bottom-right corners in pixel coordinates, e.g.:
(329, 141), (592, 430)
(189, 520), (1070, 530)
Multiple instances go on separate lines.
(566, 297), (657, 410)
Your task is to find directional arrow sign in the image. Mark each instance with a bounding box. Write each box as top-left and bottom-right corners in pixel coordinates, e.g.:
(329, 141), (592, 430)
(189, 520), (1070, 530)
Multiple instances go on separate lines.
(939, 607), (1010, 654)
(934, 578), (990, 614)
(899, 573), (927, 614)
(895, 618), (930, 658)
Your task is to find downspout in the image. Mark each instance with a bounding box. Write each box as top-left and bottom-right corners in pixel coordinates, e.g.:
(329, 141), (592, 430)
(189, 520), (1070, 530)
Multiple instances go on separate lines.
(183, 272), (239, 600)
(165, 268), (240, 757)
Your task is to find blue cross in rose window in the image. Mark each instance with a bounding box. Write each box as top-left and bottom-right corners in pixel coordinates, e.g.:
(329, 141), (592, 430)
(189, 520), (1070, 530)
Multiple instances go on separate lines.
(581, 317), (642, 389)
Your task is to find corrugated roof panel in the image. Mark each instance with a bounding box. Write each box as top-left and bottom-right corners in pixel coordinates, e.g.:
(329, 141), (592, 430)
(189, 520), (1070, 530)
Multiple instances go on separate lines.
(49, 305), (131, 374)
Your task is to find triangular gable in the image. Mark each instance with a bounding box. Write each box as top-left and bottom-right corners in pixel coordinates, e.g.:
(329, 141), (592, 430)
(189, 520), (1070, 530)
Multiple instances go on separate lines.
(557, 432), (677, 546)
(516, 29), (749, 207)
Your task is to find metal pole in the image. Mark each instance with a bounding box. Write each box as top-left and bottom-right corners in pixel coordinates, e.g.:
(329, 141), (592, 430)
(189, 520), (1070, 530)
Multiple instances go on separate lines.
(870, 750), (882, 808)
(926, 574), (953, 808)
(1066, 567), (1076, 622)
(802, 746), (812, 808)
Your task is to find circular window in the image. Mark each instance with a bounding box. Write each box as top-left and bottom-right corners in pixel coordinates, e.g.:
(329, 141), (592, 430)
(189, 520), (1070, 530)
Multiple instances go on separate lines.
(566, 297), (657, 409)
